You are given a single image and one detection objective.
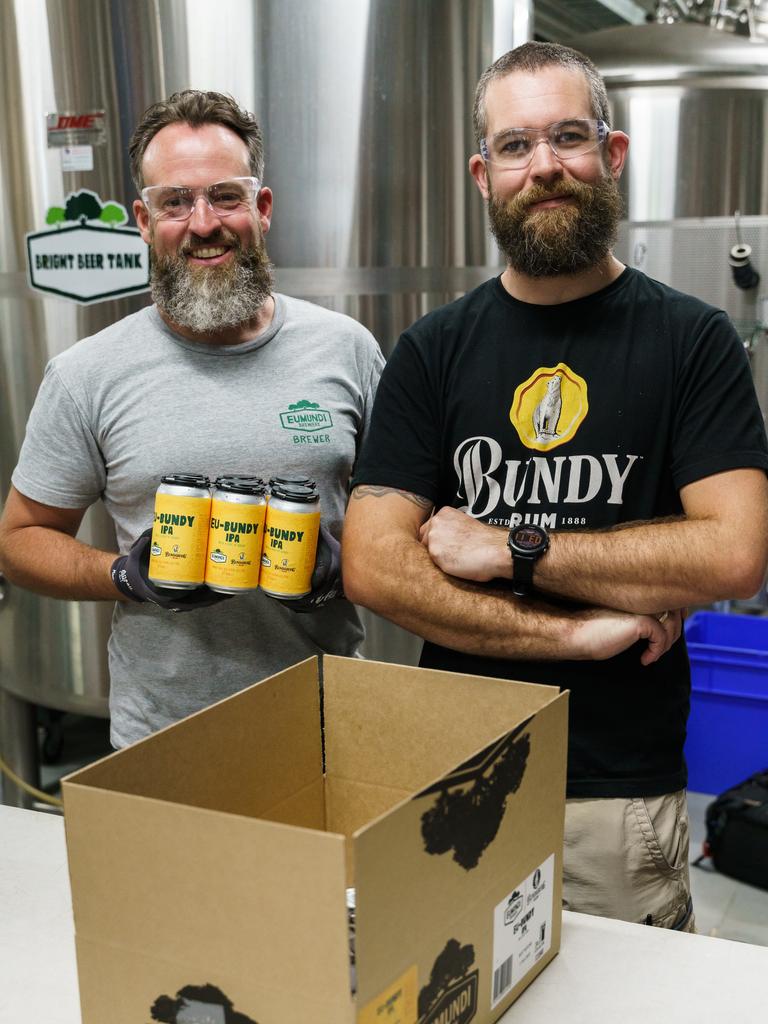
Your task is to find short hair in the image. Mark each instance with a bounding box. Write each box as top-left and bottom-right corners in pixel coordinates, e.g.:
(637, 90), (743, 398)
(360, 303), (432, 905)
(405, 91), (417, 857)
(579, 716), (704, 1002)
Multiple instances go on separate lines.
(472, 41), (611, 147)
(129, 90), (264, 191)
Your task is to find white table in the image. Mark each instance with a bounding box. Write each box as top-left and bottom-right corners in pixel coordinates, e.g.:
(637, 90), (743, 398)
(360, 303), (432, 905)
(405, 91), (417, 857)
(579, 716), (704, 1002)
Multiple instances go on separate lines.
(2, 805), (766, 1023)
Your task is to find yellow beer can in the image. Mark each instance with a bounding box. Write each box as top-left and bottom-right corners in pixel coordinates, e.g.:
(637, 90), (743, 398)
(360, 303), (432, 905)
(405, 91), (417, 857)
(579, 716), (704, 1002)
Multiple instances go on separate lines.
(205, 477), (267, 594)
(148, 474), (211, 588)
(259, 483), (321, 599)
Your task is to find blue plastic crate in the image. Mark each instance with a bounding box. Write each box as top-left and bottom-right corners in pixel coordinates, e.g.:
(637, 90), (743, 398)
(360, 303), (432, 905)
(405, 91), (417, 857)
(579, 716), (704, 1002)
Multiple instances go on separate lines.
(684, 611), (768, 794)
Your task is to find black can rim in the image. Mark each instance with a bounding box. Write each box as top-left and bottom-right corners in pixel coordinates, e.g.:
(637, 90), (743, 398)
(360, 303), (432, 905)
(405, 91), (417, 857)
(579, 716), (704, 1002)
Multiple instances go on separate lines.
(160, 473), (210, 489)
(269, 474), (317, 488)
(215, 476), (267, 496)
(269, 482), (319, 503)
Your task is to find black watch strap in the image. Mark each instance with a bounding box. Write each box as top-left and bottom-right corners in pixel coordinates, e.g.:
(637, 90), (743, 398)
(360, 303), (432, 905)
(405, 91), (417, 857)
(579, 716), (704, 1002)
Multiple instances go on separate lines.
(511, 553), (535, 597)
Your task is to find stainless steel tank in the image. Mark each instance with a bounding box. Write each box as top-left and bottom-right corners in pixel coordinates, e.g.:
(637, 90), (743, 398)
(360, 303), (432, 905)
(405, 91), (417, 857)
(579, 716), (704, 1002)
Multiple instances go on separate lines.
(572, 18), (768, 617)
(0, 0), (531, 800)
(571, 22), (768, 219)
(571, 22), (768, 399)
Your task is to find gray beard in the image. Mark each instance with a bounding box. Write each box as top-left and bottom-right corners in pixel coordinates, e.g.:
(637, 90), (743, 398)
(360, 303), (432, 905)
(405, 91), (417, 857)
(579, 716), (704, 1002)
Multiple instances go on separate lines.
(487, 174), (622, 278)
(150, 237), (274, 336)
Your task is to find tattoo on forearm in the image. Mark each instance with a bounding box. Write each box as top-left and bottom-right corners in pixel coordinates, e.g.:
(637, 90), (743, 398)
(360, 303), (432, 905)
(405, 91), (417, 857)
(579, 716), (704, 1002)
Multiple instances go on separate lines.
(351, 485), (433, 509)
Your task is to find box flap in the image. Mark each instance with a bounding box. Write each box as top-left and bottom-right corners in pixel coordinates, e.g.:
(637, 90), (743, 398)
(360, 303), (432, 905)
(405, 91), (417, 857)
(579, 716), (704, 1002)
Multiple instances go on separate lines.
(63, 782), (352, 1023)
(323, 656), (559, 800)
(64, 657), (323, 824)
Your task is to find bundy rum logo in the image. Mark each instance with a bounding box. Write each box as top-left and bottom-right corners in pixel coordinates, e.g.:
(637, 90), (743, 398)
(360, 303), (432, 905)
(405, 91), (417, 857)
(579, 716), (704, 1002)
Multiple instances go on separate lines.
(511, 362), (588, 451)
(150, 982), (258, 1023)
(415, 720), (531, 870)
(418, 939), (478, 1024)
(279, 400), (333, 432)
(453, 436), (641, 520)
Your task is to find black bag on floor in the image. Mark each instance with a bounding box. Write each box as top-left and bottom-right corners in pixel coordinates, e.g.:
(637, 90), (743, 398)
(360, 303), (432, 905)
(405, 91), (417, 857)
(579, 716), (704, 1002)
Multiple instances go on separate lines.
(702, 770), (768, 890)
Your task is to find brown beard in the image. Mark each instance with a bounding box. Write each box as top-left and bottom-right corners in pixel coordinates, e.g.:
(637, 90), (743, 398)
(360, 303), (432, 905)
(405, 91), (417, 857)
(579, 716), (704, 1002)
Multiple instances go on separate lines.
(150, 226), (274, 336)
(487, 174), (623, 278)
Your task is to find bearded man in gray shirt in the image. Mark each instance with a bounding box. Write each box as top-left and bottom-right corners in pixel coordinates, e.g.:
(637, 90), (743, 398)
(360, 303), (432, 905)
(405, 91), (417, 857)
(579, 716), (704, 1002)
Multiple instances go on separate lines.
(0, 90), (383, 747)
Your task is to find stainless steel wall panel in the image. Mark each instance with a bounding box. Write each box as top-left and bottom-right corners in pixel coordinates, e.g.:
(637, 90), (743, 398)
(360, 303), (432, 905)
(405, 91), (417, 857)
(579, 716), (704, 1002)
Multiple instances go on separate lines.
(615, 216), (768, 327)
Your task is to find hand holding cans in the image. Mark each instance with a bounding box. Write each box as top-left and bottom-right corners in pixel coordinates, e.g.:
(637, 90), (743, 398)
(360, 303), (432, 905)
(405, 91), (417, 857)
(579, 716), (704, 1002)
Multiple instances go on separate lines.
(146, 473), (323, 601)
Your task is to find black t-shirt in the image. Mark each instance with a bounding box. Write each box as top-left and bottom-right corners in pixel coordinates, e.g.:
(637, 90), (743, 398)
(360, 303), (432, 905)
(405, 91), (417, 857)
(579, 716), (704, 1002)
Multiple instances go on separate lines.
(353, 268), (768, 797)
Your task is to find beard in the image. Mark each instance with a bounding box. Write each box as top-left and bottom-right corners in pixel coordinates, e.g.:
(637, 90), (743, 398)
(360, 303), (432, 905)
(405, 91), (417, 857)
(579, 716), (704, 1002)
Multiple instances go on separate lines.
(149, 227), (274, 336)
(487, 173), (622, 278)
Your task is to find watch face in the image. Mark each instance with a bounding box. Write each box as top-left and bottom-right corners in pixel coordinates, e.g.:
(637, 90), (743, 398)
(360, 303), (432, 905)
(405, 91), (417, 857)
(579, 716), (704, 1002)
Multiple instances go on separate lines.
(511, 524), (548, 552)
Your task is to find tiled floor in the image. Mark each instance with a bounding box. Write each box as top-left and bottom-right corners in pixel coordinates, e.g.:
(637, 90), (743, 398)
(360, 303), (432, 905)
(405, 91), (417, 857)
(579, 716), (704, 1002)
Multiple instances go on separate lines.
(687, 790), (768, 944)
(3, 715), (768, 946)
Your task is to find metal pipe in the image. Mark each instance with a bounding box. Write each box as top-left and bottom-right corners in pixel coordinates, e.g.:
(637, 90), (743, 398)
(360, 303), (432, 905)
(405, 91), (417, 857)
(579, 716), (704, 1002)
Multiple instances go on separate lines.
(0, 689), (38, 809)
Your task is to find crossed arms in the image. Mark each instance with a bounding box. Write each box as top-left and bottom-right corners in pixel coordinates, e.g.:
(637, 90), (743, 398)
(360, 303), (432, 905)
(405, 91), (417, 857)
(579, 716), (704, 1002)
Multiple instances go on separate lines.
(4, 463), (767, 663)
(342, 468), (768, 664)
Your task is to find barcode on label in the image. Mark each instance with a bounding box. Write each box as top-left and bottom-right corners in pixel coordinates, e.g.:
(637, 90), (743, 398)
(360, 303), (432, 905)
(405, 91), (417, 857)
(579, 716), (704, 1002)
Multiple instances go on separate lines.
(493, 955), (513, 1002)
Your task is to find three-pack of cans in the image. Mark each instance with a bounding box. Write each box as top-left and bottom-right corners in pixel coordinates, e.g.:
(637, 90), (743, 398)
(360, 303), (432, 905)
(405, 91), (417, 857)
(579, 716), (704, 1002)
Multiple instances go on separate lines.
(147, 473), (321, 599)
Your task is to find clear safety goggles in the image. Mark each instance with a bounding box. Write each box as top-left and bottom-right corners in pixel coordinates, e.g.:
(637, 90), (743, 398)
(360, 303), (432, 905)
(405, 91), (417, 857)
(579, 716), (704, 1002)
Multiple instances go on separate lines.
(480, 119), (609, 169)
(140, 176), (261, 221)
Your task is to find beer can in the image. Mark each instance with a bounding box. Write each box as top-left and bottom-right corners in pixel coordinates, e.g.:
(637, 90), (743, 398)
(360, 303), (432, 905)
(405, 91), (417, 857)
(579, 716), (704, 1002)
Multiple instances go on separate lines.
(259, 483), (321, 599)
(148, 474), (211, 589)
(205, 477), (268, 594)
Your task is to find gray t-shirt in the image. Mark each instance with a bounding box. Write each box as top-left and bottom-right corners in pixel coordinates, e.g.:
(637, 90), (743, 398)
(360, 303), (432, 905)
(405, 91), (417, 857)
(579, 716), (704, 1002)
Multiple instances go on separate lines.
(13, 295), (384, 746)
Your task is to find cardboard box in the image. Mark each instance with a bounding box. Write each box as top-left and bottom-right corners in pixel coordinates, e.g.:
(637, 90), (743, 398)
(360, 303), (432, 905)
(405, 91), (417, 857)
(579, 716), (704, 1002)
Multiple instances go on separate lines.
(62, 656), (568, 1024)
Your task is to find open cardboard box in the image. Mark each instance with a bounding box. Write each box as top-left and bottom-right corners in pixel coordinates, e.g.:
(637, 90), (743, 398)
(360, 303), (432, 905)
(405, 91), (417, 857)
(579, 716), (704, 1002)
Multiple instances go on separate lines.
(62, 656), (568, 1024)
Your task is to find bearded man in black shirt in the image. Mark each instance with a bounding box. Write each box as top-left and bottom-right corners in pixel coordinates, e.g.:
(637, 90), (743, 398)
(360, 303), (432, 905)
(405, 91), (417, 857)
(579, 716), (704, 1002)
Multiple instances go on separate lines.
(343, 41), (768, 931)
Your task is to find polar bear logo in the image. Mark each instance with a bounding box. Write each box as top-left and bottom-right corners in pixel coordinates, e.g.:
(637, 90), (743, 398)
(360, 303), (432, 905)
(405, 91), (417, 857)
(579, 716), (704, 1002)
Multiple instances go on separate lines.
(533, 375), (562, 442)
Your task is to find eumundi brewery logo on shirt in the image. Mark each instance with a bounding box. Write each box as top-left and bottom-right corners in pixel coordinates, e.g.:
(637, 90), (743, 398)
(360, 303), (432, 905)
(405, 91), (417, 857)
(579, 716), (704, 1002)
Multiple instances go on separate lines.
(454, 361), (641, 531)
(279, 399), (334, 445)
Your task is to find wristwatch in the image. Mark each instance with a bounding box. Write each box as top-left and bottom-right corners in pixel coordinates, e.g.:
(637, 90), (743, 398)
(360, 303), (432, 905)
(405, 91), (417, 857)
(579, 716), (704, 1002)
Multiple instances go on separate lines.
(507, 523), (550, 597)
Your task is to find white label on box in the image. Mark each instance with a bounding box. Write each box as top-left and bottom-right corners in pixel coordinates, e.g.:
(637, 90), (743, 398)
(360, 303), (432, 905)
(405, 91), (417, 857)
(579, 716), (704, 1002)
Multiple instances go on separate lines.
(490, 852), (554, 1009)
(61, 145), (94, 171)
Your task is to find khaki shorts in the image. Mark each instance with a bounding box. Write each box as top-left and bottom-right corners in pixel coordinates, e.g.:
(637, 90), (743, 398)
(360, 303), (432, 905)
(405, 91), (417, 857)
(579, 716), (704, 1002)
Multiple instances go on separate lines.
(563, 789), (695, 932)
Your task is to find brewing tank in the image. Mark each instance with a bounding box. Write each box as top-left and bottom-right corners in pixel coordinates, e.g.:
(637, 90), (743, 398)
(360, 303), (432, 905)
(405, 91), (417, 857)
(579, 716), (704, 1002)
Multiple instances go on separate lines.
(571, 21), (768, 389)
(571, 22), (768, 221)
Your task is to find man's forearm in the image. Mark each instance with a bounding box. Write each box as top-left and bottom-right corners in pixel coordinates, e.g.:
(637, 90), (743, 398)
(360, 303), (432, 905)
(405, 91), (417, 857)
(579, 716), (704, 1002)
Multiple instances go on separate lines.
(513, 514), (765, 612)
(344, 513), (675, 665)
(348, 532), (574, 657)
(535, 517), (753, 612)
(0, 525), (121, 601)
(422, 490), (768, 615)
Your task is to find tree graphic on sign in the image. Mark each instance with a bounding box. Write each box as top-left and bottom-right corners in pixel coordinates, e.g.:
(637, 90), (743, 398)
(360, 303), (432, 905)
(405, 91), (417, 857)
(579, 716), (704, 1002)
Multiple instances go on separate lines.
(65, 190), (103, 224)
(44, 191), (129, 229)
(99, 202), (128, 227)
(46, 207), (66, 227)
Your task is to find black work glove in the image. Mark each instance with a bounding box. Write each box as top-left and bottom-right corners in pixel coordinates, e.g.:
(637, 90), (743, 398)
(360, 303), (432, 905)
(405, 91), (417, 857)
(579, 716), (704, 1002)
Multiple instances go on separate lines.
(270, 523), (344, 613)
(110, 529), (231, 612)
